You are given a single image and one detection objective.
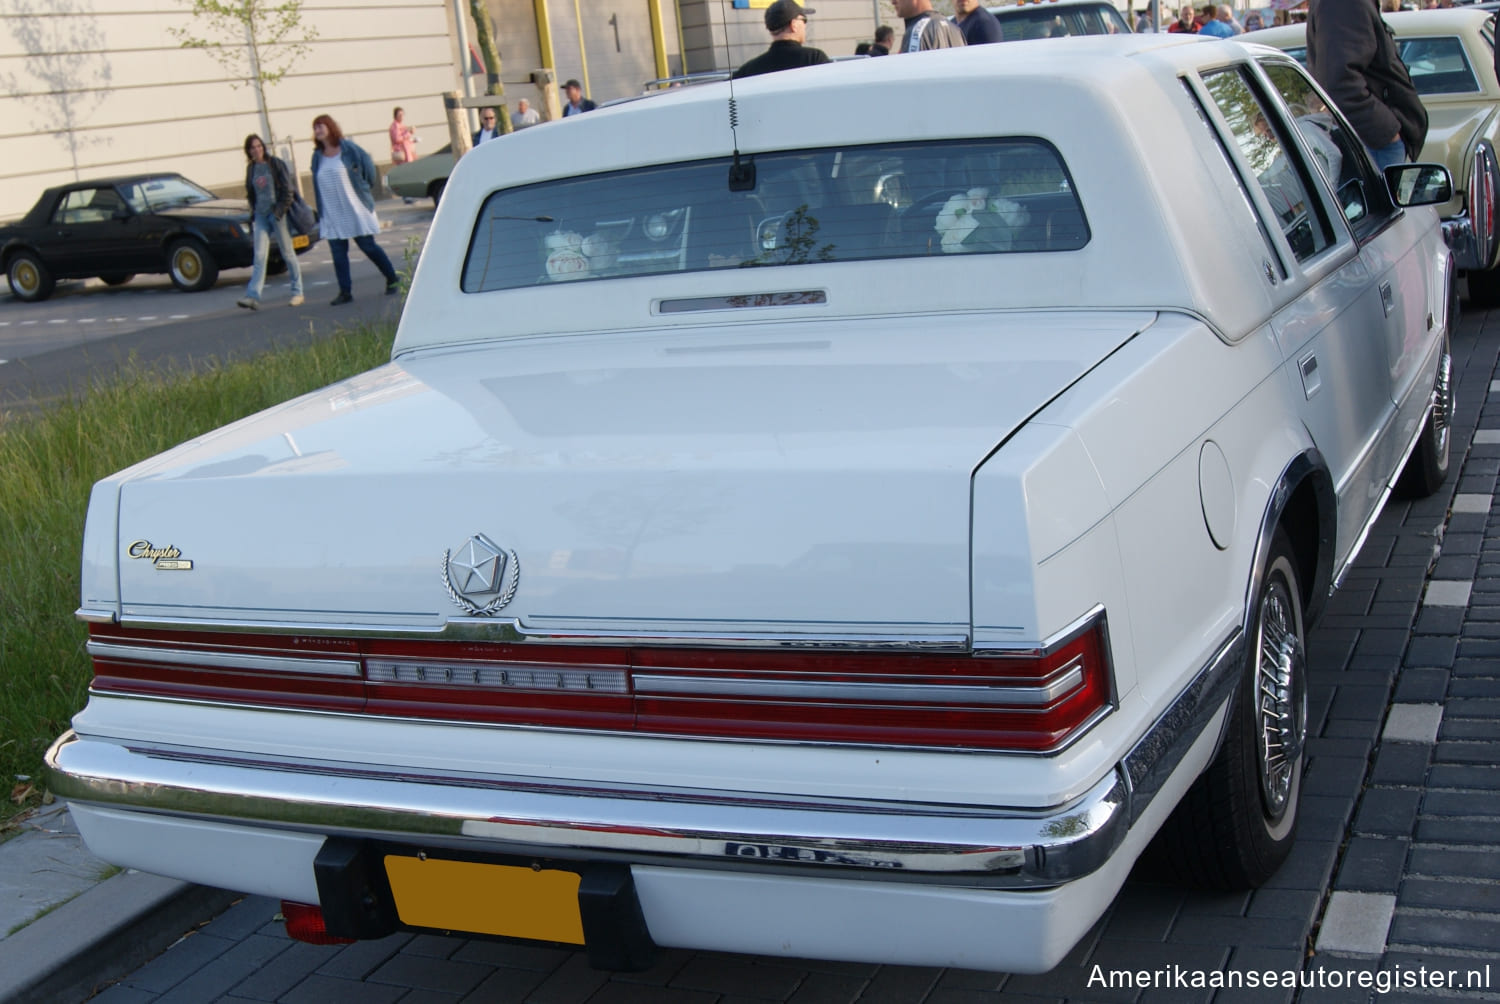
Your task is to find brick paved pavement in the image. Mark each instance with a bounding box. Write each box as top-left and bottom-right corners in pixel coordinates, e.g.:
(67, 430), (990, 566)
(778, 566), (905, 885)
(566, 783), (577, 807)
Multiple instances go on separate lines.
(84, 310), (1500, 1003)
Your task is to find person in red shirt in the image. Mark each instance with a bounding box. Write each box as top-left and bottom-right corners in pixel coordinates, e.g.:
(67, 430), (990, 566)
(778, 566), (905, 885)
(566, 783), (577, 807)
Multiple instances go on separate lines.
(1168, 3), (1199, 31)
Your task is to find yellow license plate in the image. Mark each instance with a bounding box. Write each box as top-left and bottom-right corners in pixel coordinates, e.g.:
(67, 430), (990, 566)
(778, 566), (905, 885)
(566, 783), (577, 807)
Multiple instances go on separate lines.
(292, 234), (310, 249)
(384, 856), (585, 944)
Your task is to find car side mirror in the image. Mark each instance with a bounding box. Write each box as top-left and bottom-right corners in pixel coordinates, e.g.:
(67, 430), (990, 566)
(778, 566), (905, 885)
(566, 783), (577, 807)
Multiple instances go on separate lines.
(1385, 163), (1452, 207)
(112, 205), (132, 221)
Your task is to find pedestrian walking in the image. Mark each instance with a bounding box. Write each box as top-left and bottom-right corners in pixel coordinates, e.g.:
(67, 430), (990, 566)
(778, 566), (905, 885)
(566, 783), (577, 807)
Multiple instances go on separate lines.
(389, 107), (417, 164)
(870, 24), (895, 54)
(310, 114), (399, 305)
(236, 134), (304, 311)
(515, 98), (541, 127)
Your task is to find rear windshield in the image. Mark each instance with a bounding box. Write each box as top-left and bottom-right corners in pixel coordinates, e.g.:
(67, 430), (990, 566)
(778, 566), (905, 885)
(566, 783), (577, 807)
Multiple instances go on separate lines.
(462, 138), (1088, 293)
(1397, 36), (1480, 95)
(991, 4), (1132, 40)
(1269, 37), (1484, 96)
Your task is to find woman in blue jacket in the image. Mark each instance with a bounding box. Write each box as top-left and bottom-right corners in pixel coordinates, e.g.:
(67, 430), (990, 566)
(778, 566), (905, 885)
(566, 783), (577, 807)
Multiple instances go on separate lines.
(310, 114), (399, 304)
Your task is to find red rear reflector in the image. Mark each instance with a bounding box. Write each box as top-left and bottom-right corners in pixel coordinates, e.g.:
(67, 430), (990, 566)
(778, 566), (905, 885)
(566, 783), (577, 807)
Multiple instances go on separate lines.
(281, 900), (354, 945)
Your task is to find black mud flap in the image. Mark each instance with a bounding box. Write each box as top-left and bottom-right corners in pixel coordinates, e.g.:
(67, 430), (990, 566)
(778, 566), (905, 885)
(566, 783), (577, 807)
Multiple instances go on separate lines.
(578, 862), (656, 971)
(314, 837), (399, 940)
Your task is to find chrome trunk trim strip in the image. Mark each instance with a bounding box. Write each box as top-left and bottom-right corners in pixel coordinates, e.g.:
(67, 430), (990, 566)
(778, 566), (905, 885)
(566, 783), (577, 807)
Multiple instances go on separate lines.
(85, 641), (362, 679)
(89, 611), (971, 652)
(631, 665), (1084, 705)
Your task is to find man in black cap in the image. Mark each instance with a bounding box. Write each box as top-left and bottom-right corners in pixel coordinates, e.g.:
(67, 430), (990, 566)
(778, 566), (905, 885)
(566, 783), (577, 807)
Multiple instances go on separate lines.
(732, 0), (832, 78)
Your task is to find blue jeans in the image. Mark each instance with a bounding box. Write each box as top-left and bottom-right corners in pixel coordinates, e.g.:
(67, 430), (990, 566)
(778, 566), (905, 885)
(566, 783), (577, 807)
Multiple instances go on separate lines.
(246, 210), (303, 300)
(1367, 139), (1407, 174)
(329, 235), (397, 294)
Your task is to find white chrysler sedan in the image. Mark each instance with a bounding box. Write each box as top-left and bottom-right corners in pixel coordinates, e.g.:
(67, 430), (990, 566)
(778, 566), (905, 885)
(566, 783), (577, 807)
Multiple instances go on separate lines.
(48, 36), (1454, 974)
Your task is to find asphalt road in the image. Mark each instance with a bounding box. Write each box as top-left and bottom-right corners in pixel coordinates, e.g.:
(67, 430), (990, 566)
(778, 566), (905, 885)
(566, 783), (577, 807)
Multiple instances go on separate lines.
(0, 201), (434, 413)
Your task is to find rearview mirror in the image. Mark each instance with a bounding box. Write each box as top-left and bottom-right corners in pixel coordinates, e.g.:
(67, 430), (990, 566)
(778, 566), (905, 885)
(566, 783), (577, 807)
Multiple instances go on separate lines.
(1385, 163), (1452, 207)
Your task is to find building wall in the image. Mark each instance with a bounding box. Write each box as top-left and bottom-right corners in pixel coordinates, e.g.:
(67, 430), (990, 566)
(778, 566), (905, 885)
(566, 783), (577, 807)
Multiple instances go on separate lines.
(509, 0), (683, 105)
(0, 0), (461, 221)
(0, 0), (878, 223)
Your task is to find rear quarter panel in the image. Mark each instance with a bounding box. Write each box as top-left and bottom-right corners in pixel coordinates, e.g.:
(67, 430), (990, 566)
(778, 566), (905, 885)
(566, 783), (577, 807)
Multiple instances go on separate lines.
(974, 314), (1311, 762)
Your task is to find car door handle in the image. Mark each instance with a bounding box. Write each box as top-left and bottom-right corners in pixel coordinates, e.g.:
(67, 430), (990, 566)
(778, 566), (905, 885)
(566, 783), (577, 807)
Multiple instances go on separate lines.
(1380, 281), (1394, 317)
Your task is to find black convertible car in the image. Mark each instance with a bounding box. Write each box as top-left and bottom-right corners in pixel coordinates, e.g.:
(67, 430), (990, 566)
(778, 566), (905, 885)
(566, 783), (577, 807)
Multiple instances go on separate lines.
(0, 173), (317, 302)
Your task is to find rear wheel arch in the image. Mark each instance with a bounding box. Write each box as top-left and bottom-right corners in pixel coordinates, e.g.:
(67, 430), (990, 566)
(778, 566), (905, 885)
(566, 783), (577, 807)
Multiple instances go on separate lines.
(1151, 451), (1328, 889)
(1255, 450), (1334, 628)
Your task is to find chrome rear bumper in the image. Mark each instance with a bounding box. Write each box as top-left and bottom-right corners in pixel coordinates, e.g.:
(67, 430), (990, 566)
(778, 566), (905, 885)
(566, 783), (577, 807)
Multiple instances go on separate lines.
(45, 630), (1242, 890)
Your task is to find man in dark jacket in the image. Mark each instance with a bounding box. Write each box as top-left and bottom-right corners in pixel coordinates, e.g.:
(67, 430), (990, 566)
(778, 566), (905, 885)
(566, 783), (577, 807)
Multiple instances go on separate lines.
(1307, 0), (1427, 170)
(952, 0), (1003, 44)
(733, 0), (832, 78)
(562, 80), (596, 116)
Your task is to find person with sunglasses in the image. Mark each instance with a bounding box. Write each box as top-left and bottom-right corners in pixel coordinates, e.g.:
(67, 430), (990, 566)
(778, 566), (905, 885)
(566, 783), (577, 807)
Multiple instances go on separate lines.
(732, 0), (831, 79)
(473, 108), (503, 145)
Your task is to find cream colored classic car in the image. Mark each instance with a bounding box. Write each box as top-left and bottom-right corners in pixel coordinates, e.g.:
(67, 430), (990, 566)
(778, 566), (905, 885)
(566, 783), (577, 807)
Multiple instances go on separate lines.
(47, 36), (1454, 974)
(1251, 9), (1500, 302)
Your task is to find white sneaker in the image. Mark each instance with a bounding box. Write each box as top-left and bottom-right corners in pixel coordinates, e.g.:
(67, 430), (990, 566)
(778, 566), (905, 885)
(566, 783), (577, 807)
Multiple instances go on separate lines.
(289, 294), (305, 307)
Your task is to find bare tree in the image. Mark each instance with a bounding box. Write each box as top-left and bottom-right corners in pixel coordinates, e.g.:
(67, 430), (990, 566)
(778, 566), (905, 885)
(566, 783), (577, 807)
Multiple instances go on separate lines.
(169, 0), (317, 143)
(1, 0), (114, 181)
(468, 0), (511, 134)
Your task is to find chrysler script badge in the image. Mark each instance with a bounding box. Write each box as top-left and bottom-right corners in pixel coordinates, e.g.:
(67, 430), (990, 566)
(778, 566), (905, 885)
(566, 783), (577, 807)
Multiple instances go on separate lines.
(127, 539), (193, 571)
(441, 533), (520, 615)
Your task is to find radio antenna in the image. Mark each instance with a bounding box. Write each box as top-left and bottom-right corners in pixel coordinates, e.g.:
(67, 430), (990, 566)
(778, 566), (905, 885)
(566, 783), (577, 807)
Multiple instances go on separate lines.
(720, 0), (756, 191)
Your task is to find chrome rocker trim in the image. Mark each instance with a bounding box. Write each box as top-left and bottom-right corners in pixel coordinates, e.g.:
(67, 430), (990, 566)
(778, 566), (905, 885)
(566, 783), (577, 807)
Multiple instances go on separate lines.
(46, 626), (1239, 890)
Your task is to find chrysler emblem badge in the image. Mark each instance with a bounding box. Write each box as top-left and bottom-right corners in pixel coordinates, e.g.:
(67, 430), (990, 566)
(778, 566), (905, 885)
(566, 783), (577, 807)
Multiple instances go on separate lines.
(441, 533), (520, 616)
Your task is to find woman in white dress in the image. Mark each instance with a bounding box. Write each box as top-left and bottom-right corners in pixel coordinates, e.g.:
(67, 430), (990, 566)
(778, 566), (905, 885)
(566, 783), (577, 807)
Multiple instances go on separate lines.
(309, 114), (399, 305)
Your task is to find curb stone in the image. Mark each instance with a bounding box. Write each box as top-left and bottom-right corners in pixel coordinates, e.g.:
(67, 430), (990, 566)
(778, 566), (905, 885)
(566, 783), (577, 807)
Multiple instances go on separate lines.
(0, 865), (236, 1003)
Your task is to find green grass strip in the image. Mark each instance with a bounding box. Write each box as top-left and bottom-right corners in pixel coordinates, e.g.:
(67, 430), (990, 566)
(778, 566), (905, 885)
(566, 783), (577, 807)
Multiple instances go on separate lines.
(0, 321), (396, 817)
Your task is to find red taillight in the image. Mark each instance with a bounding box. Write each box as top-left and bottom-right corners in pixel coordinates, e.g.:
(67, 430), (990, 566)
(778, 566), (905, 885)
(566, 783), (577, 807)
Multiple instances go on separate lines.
(87, 615), (1113, 753)
(281, 901), (354, 945)
(1470, 145), (1497, 264)
(632, 618), (1112, 751)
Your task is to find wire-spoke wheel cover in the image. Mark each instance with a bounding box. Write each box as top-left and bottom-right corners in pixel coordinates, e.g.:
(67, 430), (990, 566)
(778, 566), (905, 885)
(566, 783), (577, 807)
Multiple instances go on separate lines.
(1255, 576), (1306, 819)
(1433, 345), (1452, 462)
